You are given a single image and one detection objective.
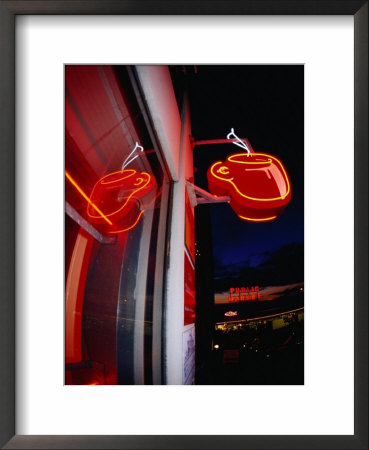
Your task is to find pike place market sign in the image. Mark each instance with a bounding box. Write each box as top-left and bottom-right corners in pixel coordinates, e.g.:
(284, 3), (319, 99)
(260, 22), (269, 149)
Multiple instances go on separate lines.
(228, 286), (261, 302)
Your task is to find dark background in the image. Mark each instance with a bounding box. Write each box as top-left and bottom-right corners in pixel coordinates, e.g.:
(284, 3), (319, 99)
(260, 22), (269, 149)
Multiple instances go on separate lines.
(178, 65), (304, 383)
(187, 65), (304, 292)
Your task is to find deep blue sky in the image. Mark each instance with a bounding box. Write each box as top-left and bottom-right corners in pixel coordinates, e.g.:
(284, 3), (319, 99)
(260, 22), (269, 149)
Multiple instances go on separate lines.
(188, 65), (304, 287)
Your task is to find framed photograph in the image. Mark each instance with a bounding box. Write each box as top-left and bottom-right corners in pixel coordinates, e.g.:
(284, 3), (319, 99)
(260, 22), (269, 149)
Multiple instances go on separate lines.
(1, 1), (367, 449)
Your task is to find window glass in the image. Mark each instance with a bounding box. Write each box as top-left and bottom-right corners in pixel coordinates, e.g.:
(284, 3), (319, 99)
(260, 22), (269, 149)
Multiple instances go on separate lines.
(65, 65), (169, 385)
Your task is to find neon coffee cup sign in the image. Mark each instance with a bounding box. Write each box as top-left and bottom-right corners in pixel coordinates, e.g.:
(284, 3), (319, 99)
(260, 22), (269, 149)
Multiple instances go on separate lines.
(87, 169), (156, 234)
(207, 151), (291, 222)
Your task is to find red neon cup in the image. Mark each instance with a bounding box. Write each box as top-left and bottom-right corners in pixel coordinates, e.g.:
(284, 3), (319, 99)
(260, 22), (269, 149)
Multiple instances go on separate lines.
(87, 169), (156, 234)
(207, 152), (292, 222)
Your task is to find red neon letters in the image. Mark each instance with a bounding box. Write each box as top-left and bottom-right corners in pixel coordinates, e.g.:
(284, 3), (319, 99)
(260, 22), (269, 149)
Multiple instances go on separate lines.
(207, 153), (291, 221)
(228, 286), (261, 302)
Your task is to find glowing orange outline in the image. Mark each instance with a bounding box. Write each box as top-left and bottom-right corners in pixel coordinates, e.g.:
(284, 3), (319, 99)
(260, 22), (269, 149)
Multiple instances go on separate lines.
(228, 154), (273, 165)
(108, 209), (145, 234)
(217, 166), (230, 175)
(239, 215), (277, 222)
(65, 171), (113, 226)
(87, 170), (151, 220)
(209, 153), (290, 202)
(100, 169), (136, 185)
(224, 311), (238, 316)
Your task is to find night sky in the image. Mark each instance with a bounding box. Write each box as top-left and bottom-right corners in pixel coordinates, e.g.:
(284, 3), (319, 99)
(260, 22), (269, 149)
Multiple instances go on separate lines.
(187, 65), (304, 298)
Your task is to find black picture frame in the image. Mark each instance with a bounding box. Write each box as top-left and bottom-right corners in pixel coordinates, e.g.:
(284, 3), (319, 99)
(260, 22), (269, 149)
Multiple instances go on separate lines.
(0, 1), (367, 449)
